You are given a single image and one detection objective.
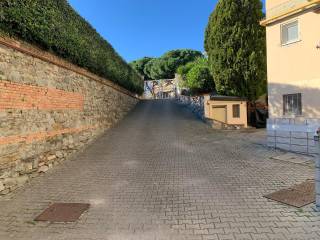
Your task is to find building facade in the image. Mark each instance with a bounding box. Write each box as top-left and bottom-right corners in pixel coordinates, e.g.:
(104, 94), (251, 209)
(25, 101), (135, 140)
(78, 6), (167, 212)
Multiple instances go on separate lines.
(204, 95), (248, 129)
(262, 0), (320, 155)
(143, 79), (176, 99)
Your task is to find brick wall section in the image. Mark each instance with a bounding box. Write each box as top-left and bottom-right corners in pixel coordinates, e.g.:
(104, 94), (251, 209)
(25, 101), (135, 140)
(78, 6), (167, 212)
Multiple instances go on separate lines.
(0, 37), (139, 195)
(0, 80), (84, 110)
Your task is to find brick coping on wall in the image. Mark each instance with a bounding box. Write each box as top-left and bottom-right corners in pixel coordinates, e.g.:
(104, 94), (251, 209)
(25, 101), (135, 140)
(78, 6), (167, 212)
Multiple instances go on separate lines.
(0, 35), (140, 100)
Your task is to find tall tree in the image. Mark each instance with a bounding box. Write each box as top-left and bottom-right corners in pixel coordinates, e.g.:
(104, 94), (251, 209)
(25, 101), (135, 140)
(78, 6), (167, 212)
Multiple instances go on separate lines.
(177, 58), (215, 94)
(130, 49), (203, 80)
(150, 49), (203, 79)
(129, 57), (154, 80)
(205, 0), (266, 101)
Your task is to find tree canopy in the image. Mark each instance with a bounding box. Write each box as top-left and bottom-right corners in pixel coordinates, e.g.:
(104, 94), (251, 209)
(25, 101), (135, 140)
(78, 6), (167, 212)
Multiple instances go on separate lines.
(129, 57), (154, 79)
(177, 58), (215, 95)
(130, 49), (203, 80)
(205, 0), (266, 101)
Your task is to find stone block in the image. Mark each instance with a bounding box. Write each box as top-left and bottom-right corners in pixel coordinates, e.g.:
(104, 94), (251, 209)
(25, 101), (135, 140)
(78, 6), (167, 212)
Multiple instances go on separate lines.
(0, 181), (5, 192)
(38, 166), (49, 173)
(3, 178), (17, 187)
(8, 71), (21, 81)
(55, 151), (63, 158)
(38, 162), (45, 167)
(0, 170), (11, 179)
(16, 176), (29, 186)
(33, 159), (39, 168)
(0, 189), (10, 195)
(25, 163), (33, 171)
(47, 155), (56, 161)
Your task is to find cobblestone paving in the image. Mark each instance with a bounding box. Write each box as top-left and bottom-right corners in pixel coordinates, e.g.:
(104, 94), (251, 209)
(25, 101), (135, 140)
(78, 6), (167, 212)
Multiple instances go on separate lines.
(0, 100), (319, 240)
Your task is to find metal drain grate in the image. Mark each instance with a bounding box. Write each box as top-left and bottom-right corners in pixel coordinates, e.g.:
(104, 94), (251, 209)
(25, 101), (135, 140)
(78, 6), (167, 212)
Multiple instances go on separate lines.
(264, 180), (315, 208)
(35, 203), (90, 222)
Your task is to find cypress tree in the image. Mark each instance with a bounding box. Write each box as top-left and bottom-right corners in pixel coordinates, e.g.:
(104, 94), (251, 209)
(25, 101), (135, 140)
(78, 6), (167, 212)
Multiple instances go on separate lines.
(205, 0), (266, 101)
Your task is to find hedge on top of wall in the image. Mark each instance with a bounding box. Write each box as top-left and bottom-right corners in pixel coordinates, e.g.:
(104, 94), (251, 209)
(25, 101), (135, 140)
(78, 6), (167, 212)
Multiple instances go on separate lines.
(0, 0), (143, 94)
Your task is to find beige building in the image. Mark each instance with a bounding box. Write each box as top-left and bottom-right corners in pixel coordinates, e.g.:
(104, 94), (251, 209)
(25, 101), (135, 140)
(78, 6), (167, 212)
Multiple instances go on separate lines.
(204, 95), (248, 129)
(261, 0), (320, 154)
(144, 79), (176, 99)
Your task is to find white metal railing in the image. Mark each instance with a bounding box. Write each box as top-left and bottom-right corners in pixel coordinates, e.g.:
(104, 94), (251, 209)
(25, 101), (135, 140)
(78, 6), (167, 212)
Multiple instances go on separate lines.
(266, 0), (313, 18)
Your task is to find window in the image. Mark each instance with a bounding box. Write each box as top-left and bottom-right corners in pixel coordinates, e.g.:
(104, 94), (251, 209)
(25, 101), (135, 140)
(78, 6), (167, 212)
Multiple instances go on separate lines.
(232, 104), (240, 118)
(281, 20), (299, 45)
(283, 93), (302, 116)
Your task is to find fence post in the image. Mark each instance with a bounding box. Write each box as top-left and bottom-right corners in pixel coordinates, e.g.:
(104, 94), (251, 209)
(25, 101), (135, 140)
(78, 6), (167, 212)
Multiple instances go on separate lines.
(314, 127), (320, 210)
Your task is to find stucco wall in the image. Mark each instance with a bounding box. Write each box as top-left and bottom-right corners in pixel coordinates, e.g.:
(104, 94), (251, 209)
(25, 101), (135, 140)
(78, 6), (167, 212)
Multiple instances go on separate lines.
(266, 8), (320, 119)
(0, 37), (139, 195)
(205, 100), (247, 127)
(267, 0), (291, 10)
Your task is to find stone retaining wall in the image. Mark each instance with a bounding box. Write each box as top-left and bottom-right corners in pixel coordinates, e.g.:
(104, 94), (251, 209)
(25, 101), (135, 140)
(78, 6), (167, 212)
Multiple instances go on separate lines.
(176, 95), (205, 120)
(0, 37), (139, 195)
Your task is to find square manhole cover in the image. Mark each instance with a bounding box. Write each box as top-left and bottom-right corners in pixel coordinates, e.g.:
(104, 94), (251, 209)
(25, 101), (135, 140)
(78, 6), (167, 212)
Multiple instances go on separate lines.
(35, 203), (90, 222)
(264, 180), (315, 208)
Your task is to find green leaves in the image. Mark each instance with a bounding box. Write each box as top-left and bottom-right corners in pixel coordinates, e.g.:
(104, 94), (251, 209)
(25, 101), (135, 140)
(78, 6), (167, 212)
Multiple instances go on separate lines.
(130, 49), (203, 80)
(205, 0), (266, 101)
(0, 0), (143, 94)
(178, 58), (215, 95)
(129, 57), (154, 79)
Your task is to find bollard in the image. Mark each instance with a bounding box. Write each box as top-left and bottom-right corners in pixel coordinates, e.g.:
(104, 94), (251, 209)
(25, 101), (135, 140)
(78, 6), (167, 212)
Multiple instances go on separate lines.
(315, 127), (320, 210)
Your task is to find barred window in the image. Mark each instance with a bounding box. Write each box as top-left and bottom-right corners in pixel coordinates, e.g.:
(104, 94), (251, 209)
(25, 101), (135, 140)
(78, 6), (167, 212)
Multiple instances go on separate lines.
(283, 93), (302, 116)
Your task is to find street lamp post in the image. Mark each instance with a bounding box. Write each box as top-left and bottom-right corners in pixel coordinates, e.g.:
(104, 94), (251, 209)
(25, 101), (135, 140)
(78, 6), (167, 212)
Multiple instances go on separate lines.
(315, 127), (320, 210)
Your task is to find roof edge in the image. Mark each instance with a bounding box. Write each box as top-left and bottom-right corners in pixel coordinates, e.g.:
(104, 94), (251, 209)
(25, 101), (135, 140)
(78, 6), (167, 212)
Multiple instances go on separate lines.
(260, 0), (320, 26)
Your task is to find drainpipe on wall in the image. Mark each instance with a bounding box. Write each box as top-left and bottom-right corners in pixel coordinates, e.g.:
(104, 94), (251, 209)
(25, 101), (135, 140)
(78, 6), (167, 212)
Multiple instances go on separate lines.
(314, 127), (320, 210)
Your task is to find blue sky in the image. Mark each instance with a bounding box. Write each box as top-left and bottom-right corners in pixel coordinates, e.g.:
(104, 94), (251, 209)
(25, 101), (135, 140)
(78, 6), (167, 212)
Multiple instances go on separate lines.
(68, 0), (265, 62)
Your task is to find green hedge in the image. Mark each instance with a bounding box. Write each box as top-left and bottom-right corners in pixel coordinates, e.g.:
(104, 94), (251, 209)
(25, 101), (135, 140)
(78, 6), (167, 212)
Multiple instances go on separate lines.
(0, 0), (143, 94)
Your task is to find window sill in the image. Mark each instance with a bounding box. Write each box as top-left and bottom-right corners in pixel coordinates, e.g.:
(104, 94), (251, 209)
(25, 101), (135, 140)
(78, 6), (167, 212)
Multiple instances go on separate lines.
(281, 39), (301, 47)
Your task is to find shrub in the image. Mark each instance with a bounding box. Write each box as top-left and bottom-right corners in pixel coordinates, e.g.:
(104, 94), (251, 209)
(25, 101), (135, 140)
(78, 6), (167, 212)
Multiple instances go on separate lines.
(178, 58), (215, 95)
(0, 0), (143, 94)
(129, 57), (154, 80)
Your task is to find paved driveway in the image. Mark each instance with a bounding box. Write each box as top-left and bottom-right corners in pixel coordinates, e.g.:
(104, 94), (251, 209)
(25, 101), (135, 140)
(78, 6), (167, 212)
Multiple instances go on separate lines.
(0, 100), (319, 240)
